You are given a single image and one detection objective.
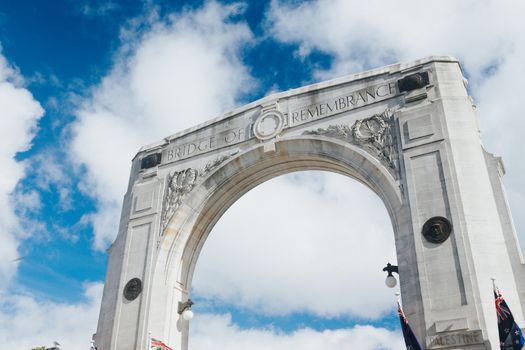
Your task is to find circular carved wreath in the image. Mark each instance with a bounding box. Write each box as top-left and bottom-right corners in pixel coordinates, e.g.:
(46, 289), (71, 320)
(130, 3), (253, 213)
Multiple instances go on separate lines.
(170, 168), (198, 195)
(253, 110), (285, 141)
(352, 114), (388, 143)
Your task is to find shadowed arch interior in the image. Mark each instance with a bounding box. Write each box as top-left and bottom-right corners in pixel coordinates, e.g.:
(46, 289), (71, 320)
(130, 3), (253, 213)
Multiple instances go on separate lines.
(160, 136), (408, 297)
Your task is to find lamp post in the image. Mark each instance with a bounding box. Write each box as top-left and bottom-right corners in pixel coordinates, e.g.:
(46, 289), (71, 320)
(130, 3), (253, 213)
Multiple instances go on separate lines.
(383, 263), (399, 288)
(178, 299), (194, 320)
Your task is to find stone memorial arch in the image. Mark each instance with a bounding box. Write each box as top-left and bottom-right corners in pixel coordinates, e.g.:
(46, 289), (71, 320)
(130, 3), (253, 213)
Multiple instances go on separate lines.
(94, 57), (525, 349)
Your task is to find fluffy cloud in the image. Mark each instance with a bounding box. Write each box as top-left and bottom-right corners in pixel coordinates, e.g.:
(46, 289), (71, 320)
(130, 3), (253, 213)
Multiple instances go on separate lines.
(70, 1), (255, 250)
(193, 172), (397, 319)
(190, 313), (405, 350)
(0, 282), (103, 350)
(266, 0), (525, 247)
(0, 49), (44, 289)
(266, 0), (522, 83)
(80, 0), (119, 18)
(475, 49), (525, 250)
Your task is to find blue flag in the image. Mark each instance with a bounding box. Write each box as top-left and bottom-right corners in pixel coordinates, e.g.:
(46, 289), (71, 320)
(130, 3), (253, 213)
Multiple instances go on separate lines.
(495, 287), (525, 349)
(398, 301), (423, 350)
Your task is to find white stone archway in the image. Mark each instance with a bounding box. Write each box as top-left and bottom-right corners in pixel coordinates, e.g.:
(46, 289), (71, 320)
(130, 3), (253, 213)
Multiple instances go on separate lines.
(95, 57), (525, 350)
(159, 137), (408, 349)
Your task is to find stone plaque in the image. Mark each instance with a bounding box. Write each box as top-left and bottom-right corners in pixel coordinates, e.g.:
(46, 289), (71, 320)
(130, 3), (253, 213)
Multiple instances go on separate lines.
(422, 216), (452, 243)
(426, 330), (484, 349)
(134, 191), (154, 213)
(123, 278), (142, 301)
(407, 114), (434, 140)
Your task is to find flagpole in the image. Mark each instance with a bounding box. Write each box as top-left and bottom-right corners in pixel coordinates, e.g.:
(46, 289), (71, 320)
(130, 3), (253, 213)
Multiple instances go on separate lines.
(490, 277), (497, 293)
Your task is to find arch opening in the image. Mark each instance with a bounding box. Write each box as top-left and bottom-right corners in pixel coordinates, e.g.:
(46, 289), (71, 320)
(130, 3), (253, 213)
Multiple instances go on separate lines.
(172, 138), (406, 292)
(187, 170), (403, 348)
(155, 137), (414, 348)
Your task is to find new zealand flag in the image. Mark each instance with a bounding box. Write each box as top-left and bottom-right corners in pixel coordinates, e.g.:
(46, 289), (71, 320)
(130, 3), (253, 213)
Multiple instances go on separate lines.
(398, 302), (423, 350)
(495, 287), (525, 350)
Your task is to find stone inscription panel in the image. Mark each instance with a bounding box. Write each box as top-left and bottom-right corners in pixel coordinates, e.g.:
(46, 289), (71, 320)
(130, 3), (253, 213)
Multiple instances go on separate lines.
(426, 330), (483, 349)
(399, 103), (444, 150)
(163, 127), (247, 163)
(407, 114), (434, 140)
(284, 80), (397, 128)
(161, 79), (398, 164)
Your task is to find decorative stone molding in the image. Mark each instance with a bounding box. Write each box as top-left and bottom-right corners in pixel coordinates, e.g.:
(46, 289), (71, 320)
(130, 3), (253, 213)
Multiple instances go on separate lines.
(201, 153), (235, 177)
(303, 109), (398, 171)
(253, 108), (285, 141)
(160, 152), (237, 231)
(160, 168), (198, 232)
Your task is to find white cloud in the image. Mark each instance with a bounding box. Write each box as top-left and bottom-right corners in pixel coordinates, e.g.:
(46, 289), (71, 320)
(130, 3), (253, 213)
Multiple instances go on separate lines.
(13, 189), (42, 213)
(24, 150), (76, 212)
(70, 1), (255, 250)
(0, 282), (103, 350)
(80, 0), (119, 17)
(0, 48), (44, 289)
(193, 172), (397, 319)
(190, 313), (405, 350)
(266, 0), (525, 248)
(266, 0), (522, 83)
(475, 50), (525, 249)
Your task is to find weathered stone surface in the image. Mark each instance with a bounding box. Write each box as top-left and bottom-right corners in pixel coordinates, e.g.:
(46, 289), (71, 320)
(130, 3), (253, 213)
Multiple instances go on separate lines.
(94, 56), (525, 350)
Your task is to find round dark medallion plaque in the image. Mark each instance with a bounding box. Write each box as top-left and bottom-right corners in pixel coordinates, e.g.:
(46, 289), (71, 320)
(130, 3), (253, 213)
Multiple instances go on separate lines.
(422, 216), (452, 244)
(123, 278), (142, 301)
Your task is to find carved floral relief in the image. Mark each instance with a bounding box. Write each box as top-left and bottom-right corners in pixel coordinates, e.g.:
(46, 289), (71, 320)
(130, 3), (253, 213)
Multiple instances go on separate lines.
(160, 152), (237, 231)
(303, 109), (398, 172)
(160, 168), (198, 231)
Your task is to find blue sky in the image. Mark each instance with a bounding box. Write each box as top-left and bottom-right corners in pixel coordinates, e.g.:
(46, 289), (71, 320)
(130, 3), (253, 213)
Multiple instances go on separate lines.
(0, 0), (525, 349)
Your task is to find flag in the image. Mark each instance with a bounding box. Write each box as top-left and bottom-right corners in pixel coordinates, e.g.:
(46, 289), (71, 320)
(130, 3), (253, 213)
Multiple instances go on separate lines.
(151, 338), (173, 350)
(398, 301), (423, 350)
(494, 286), (525, 349)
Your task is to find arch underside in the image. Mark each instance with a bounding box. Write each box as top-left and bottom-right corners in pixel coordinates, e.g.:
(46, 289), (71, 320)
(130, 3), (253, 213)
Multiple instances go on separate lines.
(160, 136), (407, 293)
